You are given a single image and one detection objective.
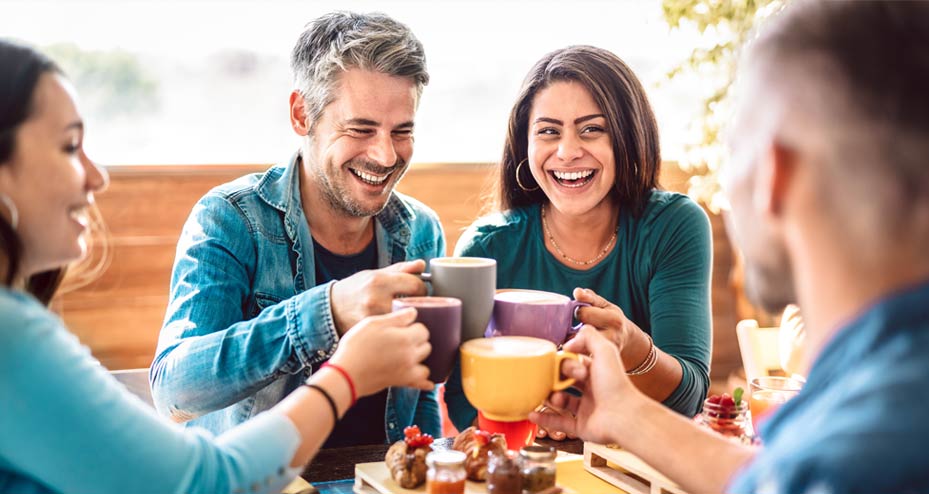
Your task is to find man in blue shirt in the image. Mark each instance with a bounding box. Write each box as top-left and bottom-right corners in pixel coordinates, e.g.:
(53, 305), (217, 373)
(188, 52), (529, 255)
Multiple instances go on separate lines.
(531, 2), (929, 492)
(150, 12), (445, 446)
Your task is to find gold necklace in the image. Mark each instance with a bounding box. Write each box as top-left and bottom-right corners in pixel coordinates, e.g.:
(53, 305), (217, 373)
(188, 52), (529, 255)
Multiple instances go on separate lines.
(541, 204), (618, 266)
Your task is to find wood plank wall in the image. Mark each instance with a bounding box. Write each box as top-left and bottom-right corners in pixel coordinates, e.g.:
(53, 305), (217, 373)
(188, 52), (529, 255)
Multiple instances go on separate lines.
(53, 162), (741, 385)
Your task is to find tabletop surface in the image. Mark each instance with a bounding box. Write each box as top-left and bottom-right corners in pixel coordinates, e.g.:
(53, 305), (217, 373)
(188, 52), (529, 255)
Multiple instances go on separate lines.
(301, 437), (584, 483)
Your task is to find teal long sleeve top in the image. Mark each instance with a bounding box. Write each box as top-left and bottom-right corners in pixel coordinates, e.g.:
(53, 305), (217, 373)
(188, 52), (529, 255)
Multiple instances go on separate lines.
(444, 191), (713, 430)
(0, 288), (303, 494)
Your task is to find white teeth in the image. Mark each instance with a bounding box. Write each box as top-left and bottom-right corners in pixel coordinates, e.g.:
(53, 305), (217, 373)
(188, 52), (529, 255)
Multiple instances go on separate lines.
(351, 169), (389, 185)
(553, 169), (594, 181)
(70, 209), (89, 227)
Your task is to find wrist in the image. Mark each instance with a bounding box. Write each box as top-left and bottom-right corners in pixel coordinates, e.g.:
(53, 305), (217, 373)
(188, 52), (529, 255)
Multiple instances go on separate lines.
(306, 368), (353, 418)
(321, 361), (358, 406)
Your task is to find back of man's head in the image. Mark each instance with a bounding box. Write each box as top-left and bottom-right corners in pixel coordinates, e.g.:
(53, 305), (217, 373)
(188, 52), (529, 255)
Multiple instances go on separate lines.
(290, 11), (428, 128)
(743, 1), (929, 252)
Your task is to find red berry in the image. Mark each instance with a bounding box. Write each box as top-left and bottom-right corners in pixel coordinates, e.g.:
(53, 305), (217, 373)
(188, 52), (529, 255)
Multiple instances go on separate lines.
(719, 396), (735, 409)
(707, 394), (721, 405)
(404, 425), (421, 439)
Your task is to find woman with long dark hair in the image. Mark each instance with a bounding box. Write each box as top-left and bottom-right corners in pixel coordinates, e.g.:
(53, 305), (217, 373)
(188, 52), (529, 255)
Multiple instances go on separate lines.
(445, 46), (713, 436)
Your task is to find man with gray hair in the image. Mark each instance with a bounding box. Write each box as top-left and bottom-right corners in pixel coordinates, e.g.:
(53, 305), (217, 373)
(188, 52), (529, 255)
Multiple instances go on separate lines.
(151, 11), (445, 447)
(531, 1), (929, 492)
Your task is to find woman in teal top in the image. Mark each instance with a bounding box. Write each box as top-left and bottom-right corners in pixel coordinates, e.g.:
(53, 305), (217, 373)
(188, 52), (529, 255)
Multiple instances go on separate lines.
(0, 41), (434, 494)
(445, 45), (712, 433)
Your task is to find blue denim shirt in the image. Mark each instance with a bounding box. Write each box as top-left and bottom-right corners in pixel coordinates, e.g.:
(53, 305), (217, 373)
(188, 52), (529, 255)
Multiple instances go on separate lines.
(729, 279), (929, 493)
(150, 152), (446, 442)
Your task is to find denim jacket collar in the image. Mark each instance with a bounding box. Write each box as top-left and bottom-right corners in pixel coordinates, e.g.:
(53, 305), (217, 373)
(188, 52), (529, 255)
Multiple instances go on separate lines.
(254, 150), (415, 280)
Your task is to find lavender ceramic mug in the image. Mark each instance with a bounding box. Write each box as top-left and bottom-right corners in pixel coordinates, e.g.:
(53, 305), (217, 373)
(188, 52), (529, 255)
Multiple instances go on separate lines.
(484, 289), (590, 345)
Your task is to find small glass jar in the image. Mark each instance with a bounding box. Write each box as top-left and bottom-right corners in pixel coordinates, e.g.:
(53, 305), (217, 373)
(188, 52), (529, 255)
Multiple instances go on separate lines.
(696, 398), (750, 443)
(487, 449), (521, 494)
(425, 450), (467, 494)
(519, 445), (556, 494)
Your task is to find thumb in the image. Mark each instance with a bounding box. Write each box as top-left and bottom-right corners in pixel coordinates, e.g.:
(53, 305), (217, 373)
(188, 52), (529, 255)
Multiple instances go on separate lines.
(573, 287), (614, 310)
(385, 259), (426, 274)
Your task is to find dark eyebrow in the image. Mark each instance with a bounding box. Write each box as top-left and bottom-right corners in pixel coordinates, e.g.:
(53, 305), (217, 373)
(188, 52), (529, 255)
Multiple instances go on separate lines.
(575, 114), (606, 124)
(532, 114), (606, 126)
(533, 117), (563, 126)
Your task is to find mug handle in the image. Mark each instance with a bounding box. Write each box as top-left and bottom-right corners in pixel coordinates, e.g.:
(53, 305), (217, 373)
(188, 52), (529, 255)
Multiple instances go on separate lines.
(552, 351), (580, 391)
(566, 300), (591, 339)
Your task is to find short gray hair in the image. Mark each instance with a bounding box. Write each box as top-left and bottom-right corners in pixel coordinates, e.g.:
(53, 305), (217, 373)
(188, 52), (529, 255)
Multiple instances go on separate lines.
(747, 1), (929, 244)
(290, 11), (429, 128)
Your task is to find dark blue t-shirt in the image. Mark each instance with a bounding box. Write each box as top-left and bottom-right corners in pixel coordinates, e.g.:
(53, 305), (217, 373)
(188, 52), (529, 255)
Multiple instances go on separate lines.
(730, 279), (929, 493)
(312, 237), (389, 447)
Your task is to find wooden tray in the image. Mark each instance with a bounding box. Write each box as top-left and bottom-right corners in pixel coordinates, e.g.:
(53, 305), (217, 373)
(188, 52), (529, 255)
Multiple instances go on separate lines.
(354, 453), (624, 493)
(583, 443), (687, 494)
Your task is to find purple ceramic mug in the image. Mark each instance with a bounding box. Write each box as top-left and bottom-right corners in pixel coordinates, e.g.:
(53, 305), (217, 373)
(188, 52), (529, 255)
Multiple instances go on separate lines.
(484, 289), (589, 345)
(392, 296), (462, 383)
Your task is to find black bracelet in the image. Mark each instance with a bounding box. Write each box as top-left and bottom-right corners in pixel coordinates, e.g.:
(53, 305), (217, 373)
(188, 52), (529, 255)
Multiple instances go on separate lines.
(304, 383), (340, 423)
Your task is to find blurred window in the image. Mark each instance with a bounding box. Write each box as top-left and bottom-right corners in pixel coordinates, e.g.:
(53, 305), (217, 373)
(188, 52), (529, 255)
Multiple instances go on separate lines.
(2, 0), (706, 165)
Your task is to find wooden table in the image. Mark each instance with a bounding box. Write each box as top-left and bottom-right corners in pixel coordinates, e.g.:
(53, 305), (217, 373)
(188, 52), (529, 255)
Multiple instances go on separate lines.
(301, 437), (584, 483)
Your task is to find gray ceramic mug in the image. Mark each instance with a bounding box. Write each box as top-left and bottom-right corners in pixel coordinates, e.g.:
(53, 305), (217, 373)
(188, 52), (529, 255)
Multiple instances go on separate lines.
(485, 289), (590, 345)
(419, 257), (496, 342)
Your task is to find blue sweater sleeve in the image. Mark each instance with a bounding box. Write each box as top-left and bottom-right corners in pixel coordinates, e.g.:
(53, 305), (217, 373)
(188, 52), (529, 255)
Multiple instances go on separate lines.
(646, 197), (713, 416)
(151, 193), (338, 421)
(0, 293), (302, 494)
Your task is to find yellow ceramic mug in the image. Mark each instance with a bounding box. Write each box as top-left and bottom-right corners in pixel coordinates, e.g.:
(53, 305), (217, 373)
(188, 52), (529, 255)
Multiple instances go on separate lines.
(459, 336), (579, 422)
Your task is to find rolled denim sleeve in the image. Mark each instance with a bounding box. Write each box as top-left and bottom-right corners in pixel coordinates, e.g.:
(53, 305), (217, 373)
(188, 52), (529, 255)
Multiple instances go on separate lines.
(150, 193), (337, 421)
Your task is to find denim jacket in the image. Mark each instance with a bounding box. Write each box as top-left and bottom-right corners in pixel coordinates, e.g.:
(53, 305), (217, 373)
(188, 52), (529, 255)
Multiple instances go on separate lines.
(150, 152), (446, 442)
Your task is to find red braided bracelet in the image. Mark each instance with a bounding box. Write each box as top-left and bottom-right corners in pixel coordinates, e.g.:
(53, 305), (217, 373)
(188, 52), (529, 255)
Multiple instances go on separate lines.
(322, 362), (357, 407)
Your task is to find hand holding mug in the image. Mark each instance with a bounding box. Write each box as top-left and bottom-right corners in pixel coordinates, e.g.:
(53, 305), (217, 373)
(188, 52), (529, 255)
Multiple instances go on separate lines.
(573, 287), (641, 349)
(328, 308), (434, 396)
(529, 325), (638, 446)
(330, 260), (428, 335)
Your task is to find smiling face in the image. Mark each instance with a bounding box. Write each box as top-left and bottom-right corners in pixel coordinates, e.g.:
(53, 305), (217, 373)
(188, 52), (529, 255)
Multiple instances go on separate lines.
(298, 68), (417, 218)
(527, 81), (616, 217)
(0, 73), (108, 277)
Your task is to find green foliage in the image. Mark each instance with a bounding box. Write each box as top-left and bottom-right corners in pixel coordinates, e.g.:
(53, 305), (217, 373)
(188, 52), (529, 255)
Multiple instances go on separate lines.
(661, 0), (784, 212)
(43, 43), (159, 119)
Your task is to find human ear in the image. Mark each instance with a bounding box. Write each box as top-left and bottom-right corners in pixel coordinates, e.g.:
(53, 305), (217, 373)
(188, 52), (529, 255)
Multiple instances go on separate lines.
(755, 140), (797, 219)
(289, 90), (310, 137)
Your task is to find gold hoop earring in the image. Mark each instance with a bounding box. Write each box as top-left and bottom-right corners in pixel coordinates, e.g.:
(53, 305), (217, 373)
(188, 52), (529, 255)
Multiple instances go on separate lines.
(515, 158), (540, 192)
(0, 192), (18, 230)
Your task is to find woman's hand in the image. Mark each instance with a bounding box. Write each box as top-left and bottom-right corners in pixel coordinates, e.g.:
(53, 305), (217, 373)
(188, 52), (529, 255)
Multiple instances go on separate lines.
(328, 308), (434, 397)
(573, 287), (636, 348)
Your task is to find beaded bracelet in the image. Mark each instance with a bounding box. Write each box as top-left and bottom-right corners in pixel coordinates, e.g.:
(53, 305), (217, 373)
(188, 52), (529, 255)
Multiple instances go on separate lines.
(626, 333), (658, 376)
(303, 383), (340, 423)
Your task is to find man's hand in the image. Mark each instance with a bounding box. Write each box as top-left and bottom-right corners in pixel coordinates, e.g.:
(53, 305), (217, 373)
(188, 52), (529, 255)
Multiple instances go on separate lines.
(530, 325), (639, 445)
(330, 260), (428, 335)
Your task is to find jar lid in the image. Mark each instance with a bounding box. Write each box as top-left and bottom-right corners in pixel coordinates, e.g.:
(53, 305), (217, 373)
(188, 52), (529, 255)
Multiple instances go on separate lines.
(519, 445), (556, 461)
(426, 450), (466, 467)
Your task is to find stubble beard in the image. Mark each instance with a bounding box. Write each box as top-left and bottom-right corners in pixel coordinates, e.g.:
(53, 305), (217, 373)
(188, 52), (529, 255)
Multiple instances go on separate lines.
(315, 158), (409, 218)
(743, 254), (797, 314)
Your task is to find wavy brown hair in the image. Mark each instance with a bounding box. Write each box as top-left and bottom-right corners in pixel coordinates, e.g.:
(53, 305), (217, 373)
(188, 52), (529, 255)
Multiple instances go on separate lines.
(497, 45), (661, 218)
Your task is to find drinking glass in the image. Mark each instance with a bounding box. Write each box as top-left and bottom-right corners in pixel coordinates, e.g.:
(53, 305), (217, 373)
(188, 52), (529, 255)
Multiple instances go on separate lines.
(749, 376), (803, 434)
